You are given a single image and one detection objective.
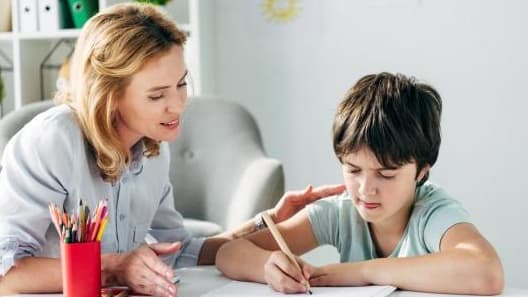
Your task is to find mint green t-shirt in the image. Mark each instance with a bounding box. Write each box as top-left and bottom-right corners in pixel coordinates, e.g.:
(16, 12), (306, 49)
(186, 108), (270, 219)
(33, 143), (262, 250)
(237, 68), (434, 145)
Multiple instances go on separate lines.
(306, 182), (470, 261)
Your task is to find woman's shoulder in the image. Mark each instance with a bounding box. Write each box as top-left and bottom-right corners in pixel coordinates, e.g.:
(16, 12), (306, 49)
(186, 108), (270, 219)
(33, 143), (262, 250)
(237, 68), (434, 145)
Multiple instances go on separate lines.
(16, 104), (84, 155)
(30, 104), (79, 131)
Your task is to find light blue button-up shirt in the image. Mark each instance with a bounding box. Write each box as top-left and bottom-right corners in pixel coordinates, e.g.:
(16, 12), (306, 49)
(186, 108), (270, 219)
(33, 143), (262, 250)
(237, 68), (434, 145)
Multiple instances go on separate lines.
(0, 105), (205, 275)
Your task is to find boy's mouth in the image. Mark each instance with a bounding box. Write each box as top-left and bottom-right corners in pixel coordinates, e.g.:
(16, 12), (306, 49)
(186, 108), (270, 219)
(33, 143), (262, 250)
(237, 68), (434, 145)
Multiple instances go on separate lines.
(358, 199), (381, 209)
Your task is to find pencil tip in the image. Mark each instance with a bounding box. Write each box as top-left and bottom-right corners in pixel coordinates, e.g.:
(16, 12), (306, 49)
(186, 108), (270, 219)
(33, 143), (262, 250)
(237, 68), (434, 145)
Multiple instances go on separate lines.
(308, 289), (313, 295)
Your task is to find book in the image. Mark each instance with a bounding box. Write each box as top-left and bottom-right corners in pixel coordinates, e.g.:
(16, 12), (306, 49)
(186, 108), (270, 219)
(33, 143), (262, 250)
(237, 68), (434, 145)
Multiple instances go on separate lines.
(67, 0), (98, 28)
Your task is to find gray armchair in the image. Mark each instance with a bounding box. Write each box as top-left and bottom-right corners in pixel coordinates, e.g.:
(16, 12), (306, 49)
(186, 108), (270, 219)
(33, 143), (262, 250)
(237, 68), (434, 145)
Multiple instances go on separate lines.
(0, 97), (285, 238)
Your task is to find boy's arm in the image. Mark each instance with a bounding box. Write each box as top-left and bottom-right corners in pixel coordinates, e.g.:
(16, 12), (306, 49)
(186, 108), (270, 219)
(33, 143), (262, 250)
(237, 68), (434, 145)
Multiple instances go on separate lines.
(309, 223), (503, 295)
(216, 209), (318, 283)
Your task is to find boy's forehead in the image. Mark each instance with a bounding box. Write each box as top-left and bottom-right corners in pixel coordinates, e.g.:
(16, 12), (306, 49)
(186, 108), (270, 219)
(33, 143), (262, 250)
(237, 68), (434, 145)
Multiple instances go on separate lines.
(343, 148), (415, 170)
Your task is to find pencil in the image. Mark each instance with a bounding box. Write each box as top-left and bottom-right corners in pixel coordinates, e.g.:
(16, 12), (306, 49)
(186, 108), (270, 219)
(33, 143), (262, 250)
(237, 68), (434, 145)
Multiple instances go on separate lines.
(261, 212), (312, 295)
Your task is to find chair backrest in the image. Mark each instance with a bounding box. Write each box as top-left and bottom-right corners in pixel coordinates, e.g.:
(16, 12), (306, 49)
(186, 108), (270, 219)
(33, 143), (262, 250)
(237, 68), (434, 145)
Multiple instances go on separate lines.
(170, 98), (284, 229)
(0, 98), (285, 230)
(0, 100), (54, 159)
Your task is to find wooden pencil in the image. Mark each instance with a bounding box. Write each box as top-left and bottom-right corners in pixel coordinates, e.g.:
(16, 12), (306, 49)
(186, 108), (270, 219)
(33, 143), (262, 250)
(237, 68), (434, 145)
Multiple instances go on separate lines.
(261, 212), (312, 294)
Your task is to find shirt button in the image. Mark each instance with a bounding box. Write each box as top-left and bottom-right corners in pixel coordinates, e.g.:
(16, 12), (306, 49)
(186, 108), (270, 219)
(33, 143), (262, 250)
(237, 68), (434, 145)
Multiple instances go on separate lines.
(119, 214), (126, 221)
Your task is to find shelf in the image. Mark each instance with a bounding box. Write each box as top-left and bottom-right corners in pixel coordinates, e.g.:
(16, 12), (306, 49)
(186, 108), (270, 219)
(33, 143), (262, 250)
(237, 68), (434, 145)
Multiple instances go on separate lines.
(17, 29), (82, 40)
(0, 32), (14, 41)
(1, 26), (192, 41)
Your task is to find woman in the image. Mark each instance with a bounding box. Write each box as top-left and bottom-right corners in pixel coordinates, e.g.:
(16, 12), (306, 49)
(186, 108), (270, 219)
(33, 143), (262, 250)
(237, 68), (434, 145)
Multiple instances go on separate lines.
(0, 3), (344, 297)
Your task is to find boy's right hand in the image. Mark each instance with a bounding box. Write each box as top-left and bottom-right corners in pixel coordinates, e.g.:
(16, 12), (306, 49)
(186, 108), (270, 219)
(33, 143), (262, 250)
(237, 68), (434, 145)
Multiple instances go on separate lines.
(264, 250), (314, 294)
(107, 242), (181, 297)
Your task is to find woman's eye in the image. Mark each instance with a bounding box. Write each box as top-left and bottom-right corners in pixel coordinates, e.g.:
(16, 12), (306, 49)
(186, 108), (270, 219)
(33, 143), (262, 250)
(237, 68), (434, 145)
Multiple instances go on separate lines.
(148, 94), (164, 100)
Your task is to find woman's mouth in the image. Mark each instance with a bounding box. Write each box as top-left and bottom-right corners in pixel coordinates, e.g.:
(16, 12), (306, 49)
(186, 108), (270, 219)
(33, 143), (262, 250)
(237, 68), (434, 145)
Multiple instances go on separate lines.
(161, 119), (179, 129)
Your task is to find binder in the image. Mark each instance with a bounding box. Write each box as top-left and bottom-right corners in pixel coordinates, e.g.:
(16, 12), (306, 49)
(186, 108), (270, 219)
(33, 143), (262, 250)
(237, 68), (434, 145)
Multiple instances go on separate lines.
(38, 0), (72, 31)
(18, 0), (39, 32)
(0, 0), (12, 32)
(67, 0), (98, 28)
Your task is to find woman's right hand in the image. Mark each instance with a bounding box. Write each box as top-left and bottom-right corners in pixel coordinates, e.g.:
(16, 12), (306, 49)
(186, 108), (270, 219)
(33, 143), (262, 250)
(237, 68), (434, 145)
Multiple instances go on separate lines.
(108, 242), (181, 297)
(263, 250), (313, 294)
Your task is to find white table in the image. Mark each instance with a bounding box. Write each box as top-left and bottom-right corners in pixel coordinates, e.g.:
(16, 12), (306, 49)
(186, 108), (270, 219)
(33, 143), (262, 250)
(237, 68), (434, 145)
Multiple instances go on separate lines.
(8, 266), (528, 296)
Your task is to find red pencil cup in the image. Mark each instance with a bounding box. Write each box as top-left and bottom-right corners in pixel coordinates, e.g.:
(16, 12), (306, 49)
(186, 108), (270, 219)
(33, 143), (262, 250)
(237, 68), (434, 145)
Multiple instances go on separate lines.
(61, 241), (101, 297)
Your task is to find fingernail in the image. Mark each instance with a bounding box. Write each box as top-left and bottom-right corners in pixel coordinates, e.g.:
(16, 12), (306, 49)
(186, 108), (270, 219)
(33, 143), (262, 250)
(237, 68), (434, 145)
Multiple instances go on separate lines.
(168, 285), (175, 293)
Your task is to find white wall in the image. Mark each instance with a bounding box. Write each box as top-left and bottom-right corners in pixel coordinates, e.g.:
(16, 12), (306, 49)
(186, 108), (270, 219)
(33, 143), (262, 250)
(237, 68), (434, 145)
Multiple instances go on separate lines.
(199, 0), (528, 288)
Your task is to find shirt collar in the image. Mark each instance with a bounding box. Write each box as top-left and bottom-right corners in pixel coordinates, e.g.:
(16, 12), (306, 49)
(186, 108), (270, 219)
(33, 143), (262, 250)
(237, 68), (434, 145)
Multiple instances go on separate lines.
(129, 140), (145, 175)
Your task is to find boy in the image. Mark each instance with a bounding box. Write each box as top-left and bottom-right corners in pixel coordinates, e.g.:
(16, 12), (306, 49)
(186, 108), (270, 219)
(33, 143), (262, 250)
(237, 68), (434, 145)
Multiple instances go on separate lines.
(215, 72), (504, 295)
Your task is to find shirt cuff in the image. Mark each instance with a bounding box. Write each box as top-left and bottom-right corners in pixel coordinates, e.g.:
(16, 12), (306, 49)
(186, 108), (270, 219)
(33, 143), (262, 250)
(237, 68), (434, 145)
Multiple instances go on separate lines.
(0, 238), (19, 276)
(174, 237), (206, 268)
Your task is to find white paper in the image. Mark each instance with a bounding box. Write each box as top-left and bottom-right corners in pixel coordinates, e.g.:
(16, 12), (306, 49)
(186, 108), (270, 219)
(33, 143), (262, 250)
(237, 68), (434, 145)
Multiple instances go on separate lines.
(200, 280), (396, 297)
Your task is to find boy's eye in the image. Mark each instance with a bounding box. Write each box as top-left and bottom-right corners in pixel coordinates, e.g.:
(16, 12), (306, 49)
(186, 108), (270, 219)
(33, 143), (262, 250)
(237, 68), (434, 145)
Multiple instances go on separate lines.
(379, 172), (396, 179)
(177, 81), (188, 88)
(348, 169), (360, 174)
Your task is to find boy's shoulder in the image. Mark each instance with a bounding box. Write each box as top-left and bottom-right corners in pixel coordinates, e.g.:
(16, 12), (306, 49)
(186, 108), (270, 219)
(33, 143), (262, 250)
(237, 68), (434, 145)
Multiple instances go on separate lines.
(412, 182), (469, 221)
(308, 191), (355, 219)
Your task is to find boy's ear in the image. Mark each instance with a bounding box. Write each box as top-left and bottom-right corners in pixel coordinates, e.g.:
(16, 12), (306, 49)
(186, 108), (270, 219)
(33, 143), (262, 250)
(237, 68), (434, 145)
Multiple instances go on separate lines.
(417, 165), (431, 182)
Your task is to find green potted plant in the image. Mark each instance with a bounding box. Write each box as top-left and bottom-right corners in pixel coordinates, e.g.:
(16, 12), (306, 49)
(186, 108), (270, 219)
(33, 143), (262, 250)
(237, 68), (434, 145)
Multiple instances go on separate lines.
(0, 75), (5, 105)
(135, 0), (172, 5)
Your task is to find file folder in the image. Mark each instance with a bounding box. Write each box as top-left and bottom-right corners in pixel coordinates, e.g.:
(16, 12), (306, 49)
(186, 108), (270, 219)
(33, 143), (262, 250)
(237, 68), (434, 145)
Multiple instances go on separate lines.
(67, 0), (98, 28)
(0, 0), (12, 32)
(19, 0), (39, 32)
(38, 0), (73, 31)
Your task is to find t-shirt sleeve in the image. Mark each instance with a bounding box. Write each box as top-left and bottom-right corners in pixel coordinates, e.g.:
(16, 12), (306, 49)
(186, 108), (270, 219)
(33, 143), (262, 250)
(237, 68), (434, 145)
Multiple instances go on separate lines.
(421, 194), (471, 253)
(306, 196), (341, 247)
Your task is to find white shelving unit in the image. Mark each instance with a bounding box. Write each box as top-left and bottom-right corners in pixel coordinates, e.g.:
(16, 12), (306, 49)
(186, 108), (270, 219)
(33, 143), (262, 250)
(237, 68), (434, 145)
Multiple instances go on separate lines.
(0, 0), (201, 117)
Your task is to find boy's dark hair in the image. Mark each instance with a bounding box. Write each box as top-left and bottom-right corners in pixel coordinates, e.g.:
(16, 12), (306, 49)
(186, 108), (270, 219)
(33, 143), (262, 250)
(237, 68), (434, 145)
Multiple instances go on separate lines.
(332, 72), (442, 185)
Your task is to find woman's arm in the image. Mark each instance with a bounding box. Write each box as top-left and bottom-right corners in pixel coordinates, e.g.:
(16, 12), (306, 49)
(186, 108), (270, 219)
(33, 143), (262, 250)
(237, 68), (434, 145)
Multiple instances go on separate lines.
(0, 242), (181, 296)
(0, 257), (62, 294)
(198, 184), (345, 265)
(216, 209), (318, 284)
(309, 223), (503, 295)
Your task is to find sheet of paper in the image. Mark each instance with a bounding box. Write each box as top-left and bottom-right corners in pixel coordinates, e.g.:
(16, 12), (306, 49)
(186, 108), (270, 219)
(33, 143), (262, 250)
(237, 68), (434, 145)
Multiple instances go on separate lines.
(200, 280), (396, 297)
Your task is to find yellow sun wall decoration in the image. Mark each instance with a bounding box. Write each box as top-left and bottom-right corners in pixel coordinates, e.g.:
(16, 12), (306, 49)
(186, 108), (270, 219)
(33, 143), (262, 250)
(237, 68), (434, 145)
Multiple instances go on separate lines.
(262, 0), (302, 23)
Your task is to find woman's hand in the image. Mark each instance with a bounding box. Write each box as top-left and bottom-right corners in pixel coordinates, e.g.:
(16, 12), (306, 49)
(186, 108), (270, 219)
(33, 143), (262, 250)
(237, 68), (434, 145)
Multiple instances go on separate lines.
(263, 251), (314, 294)
(270, 184), (345, 223)
(109, 242), (181, 297)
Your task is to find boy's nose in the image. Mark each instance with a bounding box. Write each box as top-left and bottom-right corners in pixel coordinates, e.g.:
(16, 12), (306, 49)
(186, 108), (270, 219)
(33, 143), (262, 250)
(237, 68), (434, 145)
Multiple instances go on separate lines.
(358, 178), (378, 196)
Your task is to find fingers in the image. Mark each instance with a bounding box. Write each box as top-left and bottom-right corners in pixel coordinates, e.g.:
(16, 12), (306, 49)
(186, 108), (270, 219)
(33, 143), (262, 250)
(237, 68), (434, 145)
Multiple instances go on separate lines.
(120, 246), (178, 297)
(308, 184), (346, 202)
(142, 246), (175, 280)
(264, 251), (308, 294)
(149, 242), (182, 256)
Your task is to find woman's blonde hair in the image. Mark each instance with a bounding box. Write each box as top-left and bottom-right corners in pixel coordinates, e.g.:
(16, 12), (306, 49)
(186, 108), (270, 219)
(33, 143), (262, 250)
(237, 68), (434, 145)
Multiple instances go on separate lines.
(59, 3), (186, 184)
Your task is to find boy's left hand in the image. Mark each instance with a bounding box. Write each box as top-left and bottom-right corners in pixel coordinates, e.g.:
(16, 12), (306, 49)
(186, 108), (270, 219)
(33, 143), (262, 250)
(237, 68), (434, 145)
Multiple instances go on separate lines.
(270, 184), (346, 223)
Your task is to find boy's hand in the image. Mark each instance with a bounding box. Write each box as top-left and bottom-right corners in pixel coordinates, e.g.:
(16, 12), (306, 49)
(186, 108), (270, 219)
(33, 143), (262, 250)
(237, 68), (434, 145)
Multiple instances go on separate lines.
(270, 184), (346, 223)
(110, 242), (181, 297)
(307, 262), (370, 287)
(264, 251), (314, 294)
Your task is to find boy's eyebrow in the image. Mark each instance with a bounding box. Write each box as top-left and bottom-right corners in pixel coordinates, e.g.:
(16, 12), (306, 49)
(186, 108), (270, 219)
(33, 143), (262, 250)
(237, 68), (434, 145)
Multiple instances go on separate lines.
(345, 161), (398, 171)
(146, 70), (188, 92)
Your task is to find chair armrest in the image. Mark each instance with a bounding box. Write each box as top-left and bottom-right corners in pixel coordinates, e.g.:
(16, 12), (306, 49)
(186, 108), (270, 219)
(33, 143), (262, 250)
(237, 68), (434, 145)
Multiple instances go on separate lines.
(223, 157), (285, 230)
